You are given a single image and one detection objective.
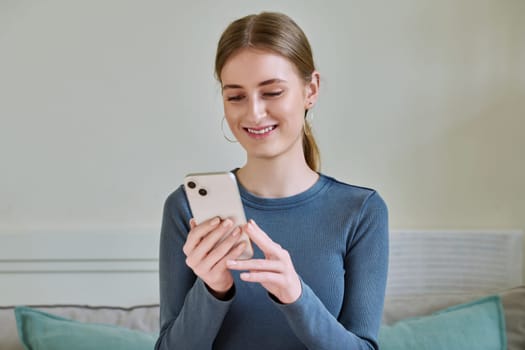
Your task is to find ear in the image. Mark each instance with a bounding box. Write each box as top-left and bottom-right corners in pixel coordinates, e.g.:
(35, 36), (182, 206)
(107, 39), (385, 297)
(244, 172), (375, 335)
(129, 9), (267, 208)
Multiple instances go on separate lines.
(304, 71), (320, 109)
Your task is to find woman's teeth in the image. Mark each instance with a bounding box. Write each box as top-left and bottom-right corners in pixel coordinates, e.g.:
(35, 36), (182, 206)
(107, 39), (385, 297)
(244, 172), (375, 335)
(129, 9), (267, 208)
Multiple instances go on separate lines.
(247, 126), (276, 135)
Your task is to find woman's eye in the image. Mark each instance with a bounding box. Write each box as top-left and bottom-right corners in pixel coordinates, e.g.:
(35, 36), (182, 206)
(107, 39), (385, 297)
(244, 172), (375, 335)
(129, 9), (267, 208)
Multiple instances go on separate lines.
(264, 91), (283, 98)
(227, 95), (244, 101)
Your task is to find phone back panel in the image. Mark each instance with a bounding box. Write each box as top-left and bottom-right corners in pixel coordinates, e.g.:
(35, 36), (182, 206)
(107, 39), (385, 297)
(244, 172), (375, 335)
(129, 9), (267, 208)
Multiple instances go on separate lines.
(184, 172), (253, 259)
(184, 172), (247, 227)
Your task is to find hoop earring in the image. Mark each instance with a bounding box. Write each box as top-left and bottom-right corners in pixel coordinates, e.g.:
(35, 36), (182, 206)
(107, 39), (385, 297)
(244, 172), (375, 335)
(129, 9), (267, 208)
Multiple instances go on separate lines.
(221, 116), (238, 143)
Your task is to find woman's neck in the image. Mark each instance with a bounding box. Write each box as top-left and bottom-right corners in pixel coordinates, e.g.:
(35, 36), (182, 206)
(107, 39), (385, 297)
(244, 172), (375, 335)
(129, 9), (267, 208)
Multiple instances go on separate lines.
(236, 156), (319, 198)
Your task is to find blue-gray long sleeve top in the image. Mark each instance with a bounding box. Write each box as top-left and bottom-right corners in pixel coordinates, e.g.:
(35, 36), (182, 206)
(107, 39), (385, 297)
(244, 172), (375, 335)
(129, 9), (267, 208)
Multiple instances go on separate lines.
(155, 173), (389, 350)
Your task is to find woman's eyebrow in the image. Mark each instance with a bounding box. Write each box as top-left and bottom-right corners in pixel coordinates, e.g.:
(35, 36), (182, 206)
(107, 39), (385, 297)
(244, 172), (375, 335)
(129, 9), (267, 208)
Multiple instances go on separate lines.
(258, 78), (286, 87)
(222, 79), (287, 90)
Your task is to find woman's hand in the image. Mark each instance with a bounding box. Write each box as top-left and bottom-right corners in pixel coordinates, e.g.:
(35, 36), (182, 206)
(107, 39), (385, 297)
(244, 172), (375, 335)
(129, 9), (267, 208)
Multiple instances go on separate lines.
(226, 220), (302, 304)
(183, 217), (247, 299)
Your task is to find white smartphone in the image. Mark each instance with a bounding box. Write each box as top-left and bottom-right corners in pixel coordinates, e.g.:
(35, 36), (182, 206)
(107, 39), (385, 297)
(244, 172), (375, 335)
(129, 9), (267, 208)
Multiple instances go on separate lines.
(184, 171), (253, 260)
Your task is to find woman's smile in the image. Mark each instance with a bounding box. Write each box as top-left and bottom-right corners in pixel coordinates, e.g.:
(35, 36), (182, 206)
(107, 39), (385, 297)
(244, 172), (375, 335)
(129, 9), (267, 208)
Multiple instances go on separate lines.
(245, 125), (277, 138)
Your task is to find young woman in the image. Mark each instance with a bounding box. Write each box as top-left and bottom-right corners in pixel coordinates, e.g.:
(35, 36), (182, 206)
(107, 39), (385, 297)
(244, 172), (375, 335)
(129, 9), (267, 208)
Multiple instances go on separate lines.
(155, 12), (388, 350)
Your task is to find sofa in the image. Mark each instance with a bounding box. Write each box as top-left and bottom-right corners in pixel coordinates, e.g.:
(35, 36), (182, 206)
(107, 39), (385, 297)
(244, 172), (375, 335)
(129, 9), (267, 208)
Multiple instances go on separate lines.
(1, 285), (523, 350)
(2, 229), (522, 349)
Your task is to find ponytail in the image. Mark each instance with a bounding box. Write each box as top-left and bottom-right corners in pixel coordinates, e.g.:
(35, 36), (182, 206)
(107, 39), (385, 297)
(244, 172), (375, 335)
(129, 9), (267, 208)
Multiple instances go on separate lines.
(302, 112), (320, 172)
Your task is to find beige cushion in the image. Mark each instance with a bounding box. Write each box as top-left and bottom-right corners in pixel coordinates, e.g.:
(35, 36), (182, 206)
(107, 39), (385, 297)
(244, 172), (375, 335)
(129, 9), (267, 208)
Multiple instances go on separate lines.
(500, 286), (525, 350)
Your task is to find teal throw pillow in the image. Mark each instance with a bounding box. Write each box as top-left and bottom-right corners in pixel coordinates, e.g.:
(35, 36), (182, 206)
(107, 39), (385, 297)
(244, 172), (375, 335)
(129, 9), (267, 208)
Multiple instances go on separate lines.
(379, 295), (507, 350)
(15, 306), (156, 350)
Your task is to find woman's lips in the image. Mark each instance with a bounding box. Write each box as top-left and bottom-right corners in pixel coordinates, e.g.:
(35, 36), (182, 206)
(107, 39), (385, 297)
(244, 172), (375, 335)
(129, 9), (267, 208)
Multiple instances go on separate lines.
(245, 125), (277, 137)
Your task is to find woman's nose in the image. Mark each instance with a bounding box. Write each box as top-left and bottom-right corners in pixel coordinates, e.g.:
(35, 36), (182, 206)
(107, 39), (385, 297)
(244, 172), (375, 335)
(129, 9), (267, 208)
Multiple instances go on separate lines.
(247, 97), (266, 122)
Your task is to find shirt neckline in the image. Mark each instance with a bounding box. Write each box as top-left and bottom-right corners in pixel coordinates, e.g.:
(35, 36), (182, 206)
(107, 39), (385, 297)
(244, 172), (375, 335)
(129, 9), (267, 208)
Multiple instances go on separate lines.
(231, 169), (330, 210)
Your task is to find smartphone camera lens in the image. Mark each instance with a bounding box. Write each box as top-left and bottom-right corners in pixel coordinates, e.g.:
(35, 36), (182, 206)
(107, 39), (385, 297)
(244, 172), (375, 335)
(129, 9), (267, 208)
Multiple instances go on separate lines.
(187, 181), (196, 189)
(198, 188), (207, 196)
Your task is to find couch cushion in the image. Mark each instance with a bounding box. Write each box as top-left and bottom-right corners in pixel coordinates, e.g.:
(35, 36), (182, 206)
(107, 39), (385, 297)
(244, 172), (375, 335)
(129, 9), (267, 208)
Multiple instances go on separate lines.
(1, 286), (523, 350)
(15, 306), (156, 350)
(383, 285), (525, 350)
(500, 286), (525, 350)
(379, 295), (506, 350)
(0, 304), (159, 350)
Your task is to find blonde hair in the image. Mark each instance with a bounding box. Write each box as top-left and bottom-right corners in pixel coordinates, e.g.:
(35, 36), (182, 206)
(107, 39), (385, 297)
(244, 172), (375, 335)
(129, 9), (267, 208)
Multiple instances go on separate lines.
(215, 12), (321, 172)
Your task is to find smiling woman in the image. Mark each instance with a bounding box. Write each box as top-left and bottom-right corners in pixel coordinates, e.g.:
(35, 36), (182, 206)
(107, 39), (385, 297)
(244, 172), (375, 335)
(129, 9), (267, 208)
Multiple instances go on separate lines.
(155, 11), (389, 350)
(216, 12), (321, 174)
(220, 49), (318, 172)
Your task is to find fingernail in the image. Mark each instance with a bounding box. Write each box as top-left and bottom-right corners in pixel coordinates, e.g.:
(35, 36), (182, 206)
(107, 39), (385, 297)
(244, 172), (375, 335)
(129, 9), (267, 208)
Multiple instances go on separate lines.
(222, 219), (232, 228)
(211, 217), (220, 226)
(227, 259), (236, 266)
(232, 227), (240, 236)
(240, 272), (250, 280)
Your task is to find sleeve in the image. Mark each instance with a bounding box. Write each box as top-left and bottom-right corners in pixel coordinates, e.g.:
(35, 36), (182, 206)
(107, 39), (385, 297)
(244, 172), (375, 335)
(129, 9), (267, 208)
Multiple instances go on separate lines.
(154, 188), (234, 350)
(273, 191), (389, 350)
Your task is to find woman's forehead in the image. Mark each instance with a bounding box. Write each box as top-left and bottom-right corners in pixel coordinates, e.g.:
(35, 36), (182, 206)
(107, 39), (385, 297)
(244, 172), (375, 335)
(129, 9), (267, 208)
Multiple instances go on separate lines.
(220, 48), (301, 87)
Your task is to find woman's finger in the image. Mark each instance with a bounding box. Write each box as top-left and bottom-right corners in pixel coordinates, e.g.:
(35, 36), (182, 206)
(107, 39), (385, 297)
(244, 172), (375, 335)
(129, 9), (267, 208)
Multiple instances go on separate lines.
(200, 226), (243, 270)
(183, 217), (221, 255)
(239, 271), (282, 285)
(209, 240), (247, 273)
(226, 258), (282, 272)
(243, 220), (282, 256)
(185, 219), (233, 265)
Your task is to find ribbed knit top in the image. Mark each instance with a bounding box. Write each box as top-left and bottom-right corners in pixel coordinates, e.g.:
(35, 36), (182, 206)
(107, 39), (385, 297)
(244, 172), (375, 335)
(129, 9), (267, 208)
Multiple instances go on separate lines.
(155, 173), (389, 350)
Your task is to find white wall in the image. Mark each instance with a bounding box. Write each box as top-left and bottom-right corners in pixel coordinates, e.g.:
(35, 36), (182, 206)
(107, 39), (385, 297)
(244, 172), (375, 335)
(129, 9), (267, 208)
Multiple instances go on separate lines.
(1, 1), (524, 275)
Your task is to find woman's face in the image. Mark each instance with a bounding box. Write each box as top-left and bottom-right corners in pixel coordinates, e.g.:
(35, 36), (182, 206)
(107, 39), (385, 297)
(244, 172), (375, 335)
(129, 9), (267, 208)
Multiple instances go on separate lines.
(220, 48), (318, 163)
